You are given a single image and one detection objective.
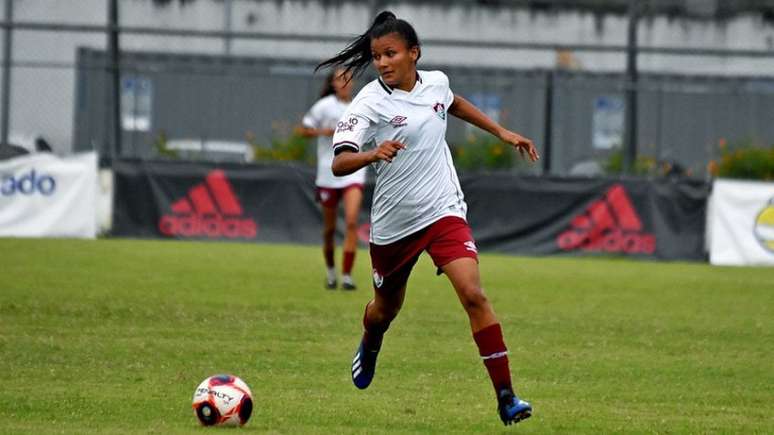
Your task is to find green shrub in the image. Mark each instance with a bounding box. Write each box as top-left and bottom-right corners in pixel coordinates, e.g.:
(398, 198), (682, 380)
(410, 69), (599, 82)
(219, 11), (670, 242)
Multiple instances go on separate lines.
(252, 133), (312, 164)
(451, 134), (520, 171)
(711, 140), (774, 181)
(603, 146), (695, 177)
(604, 147), (660, 176)
(152, 131), (179, 159)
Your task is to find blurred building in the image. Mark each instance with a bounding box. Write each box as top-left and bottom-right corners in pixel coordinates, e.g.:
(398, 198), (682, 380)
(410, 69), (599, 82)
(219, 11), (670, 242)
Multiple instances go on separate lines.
(5, 0), (774, 173)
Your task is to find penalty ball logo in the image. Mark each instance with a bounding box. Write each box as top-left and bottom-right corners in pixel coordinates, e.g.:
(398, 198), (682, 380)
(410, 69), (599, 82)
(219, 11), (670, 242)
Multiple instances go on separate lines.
(754, 197), (774, 254)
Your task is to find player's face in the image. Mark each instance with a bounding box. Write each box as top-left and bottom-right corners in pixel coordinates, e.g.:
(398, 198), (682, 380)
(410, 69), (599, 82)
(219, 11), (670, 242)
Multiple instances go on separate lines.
(371, 32), (419, 89)
(332, 69), (354, 99)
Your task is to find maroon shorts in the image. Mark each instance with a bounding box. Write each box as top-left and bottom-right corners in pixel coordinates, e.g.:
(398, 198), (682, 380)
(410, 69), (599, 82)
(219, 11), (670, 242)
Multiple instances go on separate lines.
(315, 183), (364, 208)
(369, 216), (479, 293)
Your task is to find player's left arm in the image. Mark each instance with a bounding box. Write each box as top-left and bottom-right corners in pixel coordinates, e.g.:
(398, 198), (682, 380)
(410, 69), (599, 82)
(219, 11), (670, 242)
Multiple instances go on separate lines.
(448, 94), (539, 162)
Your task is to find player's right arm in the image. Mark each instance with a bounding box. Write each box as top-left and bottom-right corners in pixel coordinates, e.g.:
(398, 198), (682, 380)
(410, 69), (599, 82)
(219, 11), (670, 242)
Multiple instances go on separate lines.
(332, 140), (406, 176)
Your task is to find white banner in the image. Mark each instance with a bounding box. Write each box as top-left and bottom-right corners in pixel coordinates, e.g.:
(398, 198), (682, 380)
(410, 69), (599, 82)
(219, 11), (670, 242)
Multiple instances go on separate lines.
(709, 178), (774, 266)
(0, 152), (97, 238)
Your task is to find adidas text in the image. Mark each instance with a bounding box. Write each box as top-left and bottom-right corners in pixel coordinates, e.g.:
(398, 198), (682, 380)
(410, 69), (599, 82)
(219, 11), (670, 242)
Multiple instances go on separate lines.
(159, 215), (257, 238)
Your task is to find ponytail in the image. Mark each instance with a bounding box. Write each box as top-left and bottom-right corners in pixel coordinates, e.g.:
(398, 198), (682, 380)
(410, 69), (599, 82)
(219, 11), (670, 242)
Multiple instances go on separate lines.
(316, 11), (421, 77)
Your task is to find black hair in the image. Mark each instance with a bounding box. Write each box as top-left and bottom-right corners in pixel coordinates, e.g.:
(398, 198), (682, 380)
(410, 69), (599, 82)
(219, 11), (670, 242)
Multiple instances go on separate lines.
(320, 70), (337, 98)
(315, 11), (421, 77)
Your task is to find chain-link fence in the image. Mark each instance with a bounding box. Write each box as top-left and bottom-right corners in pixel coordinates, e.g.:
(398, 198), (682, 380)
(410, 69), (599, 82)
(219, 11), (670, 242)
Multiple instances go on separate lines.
(2, 0), (774, 178)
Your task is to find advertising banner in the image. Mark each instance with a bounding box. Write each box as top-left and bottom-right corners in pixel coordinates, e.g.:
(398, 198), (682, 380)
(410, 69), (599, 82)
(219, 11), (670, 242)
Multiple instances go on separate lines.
(112, 160), (320, 243)
(708, 179), (774, 266)
(463, 175), (708, 261)
(0, 152), (97, 238)
(113, 160), (709, 261)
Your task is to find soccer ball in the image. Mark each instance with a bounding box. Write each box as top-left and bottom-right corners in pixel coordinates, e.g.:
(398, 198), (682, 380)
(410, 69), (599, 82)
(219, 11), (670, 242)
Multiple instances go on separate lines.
(191, 374), (253, 427)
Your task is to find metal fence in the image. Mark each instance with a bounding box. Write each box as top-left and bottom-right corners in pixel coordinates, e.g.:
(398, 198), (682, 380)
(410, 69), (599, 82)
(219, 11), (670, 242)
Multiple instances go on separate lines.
(2, 0), (774, 178)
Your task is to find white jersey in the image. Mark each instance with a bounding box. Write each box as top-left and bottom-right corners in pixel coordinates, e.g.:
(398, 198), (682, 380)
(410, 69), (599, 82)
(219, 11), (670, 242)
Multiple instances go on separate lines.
(302, 94), (366, 188)
(332, 70), (467, 245)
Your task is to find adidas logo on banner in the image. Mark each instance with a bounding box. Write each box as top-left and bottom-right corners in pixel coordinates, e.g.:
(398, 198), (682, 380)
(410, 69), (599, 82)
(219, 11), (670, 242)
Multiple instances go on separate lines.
(158, 169), (258, 239)
(556, 184), (655, 254)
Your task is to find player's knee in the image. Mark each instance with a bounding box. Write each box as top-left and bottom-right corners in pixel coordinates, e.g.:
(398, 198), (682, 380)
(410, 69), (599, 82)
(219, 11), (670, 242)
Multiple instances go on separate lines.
(460, 288), (488, 313)
(369, 305), (399, 327)
(322, 227), (335, 240)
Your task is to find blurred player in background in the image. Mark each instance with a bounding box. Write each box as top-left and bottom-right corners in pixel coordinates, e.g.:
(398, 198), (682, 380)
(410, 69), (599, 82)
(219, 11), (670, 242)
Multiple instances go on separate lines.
(298, 68), (366, 290)
(318, 11), (539, 426)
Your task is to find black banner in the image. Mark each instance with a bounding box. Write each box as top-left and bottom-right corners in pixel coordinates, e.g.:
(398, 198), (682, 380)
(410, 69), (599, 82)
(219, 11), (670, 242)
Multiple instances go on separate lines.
(113, 160), (709, 260)
(463, 174), (708, 260)
(113, 159), (321, 243)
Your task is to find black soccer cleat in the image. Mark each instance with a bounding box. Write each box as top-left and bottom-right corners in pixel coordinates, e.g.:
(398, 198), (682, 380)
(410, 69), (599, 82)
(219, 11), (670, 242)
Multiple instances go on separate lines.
(325, 278), (337, 290)
(497, 389), (532, 426)
(351, 339), (379, 389)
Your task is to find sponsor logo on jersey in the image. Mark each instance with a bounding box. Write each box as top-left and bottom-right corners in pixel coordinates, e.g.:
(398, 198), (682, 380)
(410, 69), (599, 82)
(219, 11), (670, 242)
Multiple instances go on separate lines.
(556, 184), (656, 254)
(0, 169), (56, 196)
(336, 117), (358, 133)
(432, 102), (446, 120)
(754, 197), (774, 254)
(158, 169), (258, 239)
(389, 115), (408, 128)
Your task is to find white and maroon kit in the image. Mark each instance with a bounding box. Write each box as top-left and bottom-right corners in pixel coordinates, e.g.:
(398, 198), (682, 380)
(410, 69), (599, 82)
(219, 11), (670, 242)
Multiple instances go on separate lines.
(333, 70), (467, 245)
(332, 70), (477, 288)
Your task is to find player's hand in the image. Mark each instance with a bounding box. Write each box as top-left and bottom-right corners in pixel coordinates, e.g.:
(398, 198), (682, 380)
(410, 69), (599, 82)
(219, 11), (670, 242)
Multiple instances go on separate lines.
(321, 128), (335, 137)
(499, 129), (539, 162)
(370, 140), (406, 163)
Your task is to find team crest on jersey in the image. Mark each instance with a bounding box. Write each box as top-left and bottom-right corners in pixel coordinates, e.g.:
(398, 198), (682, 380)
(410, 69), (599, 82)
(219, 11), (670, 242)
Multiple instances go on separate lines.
(433, 102), (446, 120)
(389, 115), (408, 128)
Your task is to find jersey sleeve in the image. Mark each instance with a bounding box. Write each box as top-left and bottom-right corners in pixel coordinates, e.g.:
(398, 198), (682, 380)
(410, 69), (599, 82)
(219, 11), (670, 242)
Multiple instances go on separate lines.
(332, 98), (378, 155)
(301, 99), (325, 129)
(441, 72), (455, 108)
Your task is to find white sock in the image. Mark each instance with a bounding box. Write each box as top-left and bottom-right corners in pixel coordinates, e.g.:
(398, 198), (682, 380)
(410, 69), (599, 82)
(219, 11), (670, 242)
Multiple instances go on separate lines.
(342, 274), (353, 285)
(327, 268), (337, 282)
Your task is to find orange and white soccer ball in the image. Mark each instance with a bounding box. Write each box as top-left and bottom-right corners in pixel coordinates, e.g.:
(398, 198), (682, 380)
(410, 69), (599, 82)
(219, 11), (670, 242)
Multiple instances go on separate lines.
(192, 374), (253, 427)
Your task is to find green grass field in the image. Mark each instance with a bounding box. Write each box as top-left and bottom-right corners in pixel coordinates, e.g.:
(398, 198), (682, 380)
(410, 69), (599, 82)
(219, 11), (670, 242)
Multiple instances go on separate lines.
(1, 238), (773, 434)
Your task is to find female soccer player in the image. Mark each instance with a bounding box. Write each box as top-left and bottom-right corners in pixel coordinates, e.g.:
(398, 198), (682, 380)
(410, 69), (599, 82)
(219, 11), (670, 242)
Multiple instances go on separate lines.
(318, 11), (539, 426)
(299, 68), (366, 290)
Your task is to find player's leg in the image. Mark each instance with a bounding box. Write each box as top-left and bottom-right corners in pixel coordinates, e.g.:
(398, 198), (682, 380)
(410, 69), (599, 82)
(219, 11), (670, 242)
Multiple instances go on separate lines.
(340, 185), (363, 290)
(320, 190), (339, 289)
(352, 256), (417, 389)
(441, 258), (532, 425)
(441, 257), (494, 330)
(427, 217), (531, 425)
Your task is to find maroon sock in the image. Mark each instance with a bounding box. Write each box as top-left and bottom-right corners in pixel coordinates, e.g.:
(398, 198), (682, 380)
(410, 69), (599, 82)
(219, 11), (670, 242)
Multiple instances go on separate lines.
(343, 251), (356, 275)
(362, 302), (389, 351)
(473, 323), (513, 395)
(323, 247), (334, 268)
